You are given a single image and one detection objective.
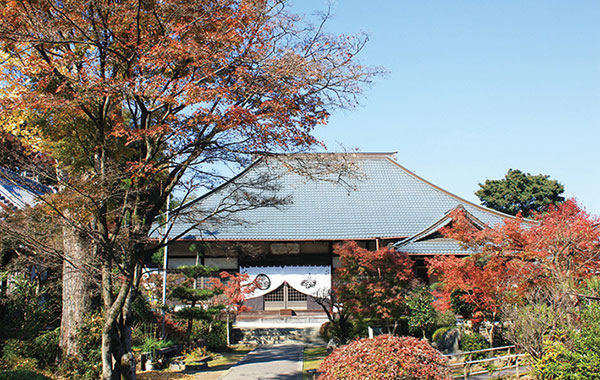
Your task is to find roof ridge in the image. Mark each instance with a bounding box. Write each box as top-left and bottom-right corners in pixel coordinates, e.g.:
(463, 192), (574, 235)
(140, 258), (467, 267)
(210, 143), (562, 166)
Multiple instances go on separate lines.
(383, 157), (524, 221)
(270, 151), (398, 160)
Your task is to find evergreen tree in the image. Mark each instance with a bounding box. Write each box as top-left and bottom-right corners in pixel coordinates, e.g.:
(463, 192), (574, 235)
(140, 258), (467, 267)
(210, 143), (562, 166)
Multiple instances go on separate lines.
(476, 169), (564, 217)
(171, 265), (224, 347)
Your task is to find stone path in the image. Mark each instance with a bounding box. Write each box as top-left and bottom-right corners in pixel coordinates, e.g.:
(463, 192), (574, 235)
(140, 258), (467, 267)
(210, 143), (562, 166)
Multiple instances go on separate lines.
(218, 344), (303, 380)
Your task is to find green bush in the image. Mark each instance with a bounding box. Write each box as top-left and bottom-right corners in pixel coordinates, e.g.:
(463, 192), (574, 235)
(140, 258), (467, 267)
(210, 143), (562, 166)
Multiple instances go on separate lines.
(29, 328), (60, 368)
(460, 332), (489, 359)
(190, 319), (229, 350)
(434, 311), (457, 329)
(1, 339), (39, 371)
(406, 286), (438, 339)
(432, 327), (451, 343)
(450, 289), (474, 319)
(319, 322), (333, 342)
(0, 369), (52, 380)
(319, 319), (365, 344)
(204, 321), (229, 350)
(1, 328), (59, 371)
(137, 337), (175, 353)
(0, 273), (61, 342)
(350, 319), (368, 339)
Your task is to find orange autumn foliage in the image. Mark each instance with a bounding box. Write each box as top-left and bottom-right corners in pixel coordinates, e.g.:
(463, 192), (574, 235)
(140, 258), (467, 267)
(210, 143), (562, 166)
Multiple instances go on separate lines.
(428, 200), (600, 321)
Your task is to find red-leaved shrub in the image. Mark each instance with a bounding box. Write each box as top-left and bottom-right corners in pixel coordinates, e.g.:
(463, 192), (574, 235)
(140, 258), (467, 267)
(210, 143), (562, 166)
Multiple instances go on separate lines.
(318, 334), (450, 380)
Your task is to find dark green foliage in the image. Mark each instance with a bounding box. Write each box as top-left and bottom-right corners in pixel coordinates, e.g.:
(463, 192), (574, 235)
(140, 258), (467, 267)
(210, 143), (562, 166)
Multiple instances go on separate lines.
(450, 289), (475, 319)
(0, 370), (52, 380)
(174, 305), (223, 321)
(476, 169), (564, 217)
(29, 329), (60, 368)
(137, 337), (174, 353)
(405, 286), (438, 339)
(460, 333), (490, 359)
(131, 293), (158, 325)
(0, 329), (60, 369)
(191, 320), (230, 350)
(130, 296), (159, 348)
(176, 265), (217, 280)
(319, 319), (369, 343)
(320, 321), (333, 342)
(432, 327), (451, 343)
(0, 274), (61, 341)
(171, 287), (223, 304)
(151, 248), (164, 266)
(0, 270), (61, 373)
(1, 329), (59, 371)
(170, 265), (225, 346)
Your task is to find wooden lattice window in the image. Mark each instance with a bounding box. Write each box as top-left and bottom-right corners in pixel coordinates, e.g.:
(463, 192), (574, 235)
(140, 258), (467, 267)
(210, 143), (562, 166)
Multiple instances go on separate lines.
(287, 286), (307, 302)
(264, 284), (284, 302)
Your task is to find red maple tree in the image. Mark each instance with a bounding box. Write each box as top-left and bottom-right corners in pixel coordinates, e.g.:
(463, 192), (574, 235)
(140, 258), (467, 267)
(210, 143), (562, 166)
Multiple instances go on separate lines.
(334, 241), (415, 332)
(428, 200), (600, 327)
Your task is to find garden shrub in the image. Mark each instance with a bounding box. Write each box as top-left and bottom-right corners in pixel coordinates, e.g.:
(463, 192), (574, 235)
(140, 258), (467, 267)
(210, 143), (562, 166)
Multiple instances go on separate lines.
(320, 319), (368, 344)
(203, 320), (229, 350)
(534, 338), (600, 380)
(534, 303), (600, 379)
(1, 328), (59, 371)
(0, 274), (61, 341)
(29, 328), (60, 368)
(1, 340), (39, 370)
(190, 319), (229, 350)
(137, 337), (175, 353)
(0, 369), (52, 380)
(450, 290), (474, 319)
(459, 332), (489, 359)
(350, 319), (368, 339)
(406, 286), (438, 339)
(320, 322), (333, 342)
(432, 327), (451, 343)
(318, 334), (450, 380)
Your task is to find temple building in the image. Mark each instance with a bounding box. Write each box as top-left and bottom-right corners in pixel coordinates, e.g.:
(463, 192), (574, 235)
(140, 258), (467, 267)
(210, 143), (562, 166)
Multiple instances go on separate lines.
(160, 152), (512, 313)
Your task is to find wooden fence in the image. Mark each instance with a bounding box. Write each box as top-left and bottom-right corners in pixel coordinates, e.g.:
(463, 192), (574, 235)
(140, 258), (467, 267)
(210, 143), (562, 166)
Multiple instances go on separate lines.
(445, 345), (528, 379)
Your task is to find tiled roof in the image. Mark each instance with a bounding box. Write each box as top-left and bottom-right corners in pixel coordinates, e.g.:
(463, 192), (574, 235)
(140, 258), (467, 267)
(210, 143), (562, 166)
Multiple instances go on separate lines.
(0, 167), (51, 210)
(396, 238), (478, 255)
(165, 153), (513, 241)
(393, 205), (485, 255)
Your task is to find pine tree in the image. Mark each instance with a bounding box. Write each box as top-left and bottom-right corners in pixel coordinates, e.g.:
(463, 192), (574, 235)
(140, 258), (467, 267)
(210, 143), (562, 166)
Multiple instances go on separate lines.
(171, 265), (224, 347)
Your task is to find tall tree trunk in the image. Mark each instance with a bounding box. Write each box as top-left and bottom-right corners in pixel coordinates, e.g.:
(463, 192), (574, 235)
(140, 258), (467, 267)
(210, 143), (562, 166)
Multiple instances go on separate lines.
(59, 224), (93, 359)
(101, 257), (140, 380)
(119, 285), (137, 380)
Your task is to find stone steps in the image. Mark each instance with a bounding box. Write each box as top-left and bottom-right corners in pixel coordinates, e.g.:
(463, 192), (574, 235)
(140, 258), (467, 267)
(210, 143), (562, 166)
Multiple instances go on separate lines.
(232, 326), (324, 345)
(235, 316), (329, 328)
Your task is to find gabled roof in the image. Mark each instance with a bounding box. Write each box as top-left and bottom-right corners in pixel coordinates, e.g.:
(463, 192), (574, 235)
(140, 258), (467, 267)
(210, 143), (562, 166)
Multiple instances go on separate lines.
(393, 206), (483, 255)
(168, 153), (514, 241)
(0, 167), (51, 210)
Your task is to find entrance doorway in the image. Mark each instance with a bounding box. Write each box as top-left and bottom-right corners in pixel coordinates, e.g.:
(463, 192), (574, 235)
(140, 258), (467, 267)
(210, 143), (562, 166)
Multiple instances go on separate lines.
(264, 283), (307, 311)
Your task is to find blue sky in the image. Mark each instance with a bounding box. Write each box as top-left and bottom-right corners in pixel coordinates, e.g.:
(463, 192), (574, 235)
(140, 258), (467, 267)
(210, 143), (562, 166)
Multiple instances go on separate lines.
(289, 1), (600, 215)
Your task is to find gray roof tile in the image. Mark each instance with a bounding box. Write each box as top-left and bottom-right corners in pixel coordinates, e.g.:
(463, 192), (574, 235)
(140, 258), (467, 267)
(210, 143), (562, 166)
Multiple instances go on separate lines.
(0, 167), (51, 210)
(165, 153), (513, 241)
